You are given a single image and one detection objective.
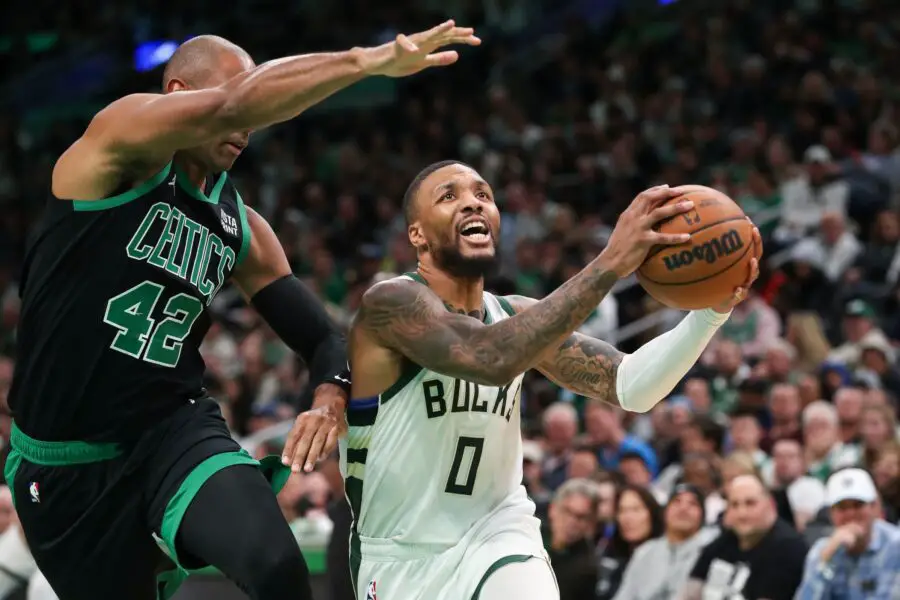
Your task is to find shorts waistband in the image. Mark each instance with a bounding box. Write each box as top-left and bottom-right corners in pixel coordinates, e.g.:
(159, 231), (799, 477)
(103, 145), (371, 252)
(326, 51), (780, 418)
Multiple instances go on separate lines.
(356, 534), (455, 561)
(10, 421), (123, 466)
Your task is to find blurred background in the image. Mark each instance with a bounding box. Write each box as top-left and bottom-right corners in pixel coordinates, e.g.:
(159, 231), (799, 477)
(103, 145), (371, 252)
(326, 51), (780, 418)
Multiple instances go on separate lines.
(1, 0), (900, 598)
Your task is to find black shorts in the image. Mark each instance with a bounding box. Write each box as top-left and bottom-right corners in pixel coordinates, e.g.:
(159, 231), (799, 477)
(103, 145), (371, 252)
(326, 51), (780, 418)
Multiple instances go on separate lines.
(5, 397), (274, 600)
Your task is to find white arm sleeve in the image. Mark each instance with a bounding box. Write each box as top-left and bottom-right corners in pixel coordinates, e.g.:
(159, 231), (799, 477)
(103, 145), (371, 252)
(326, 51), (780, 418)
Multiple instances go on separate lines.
(616, 309), (730, 413)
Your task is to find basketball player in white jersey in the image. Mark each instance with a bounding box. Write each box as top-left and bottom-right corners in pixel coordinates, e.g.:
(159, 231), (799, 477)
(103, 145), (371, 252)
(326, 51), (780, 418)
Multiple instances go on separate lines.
(287, 160), (760, 600)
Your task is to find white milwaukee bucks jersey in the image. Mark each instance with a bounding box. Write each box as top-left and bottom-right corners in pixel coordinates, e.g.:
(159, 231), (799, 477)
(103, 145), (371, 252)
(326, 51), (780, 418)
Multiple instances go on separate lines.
(341, 273), (531, 549)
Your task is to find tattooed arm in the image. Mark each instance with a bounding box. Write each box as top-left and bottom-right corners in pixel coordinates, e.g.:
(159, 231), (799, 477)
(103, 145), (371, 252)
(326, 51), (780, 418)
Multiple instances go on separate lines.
(354, 263), (620, 387)
(504, 295), (730, 412)
(504, 295), (624, 404)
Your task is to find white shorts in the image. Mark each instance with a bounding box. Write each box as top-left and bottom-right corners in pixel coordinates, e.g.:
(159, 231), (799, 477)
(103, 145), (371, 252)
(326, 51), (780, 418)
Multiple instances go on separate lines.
(352, 498), (559, 600)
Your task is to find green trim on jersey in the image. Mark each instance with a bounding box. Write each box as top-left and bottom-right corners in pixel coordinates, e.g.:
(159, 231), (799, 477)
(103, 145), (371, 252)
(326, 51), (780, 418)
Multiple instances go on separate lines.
(71, 162), (173, 212)
(234, 188), (252, 266)
(175, 167), (228, 204)
(381, 359), (424, 404)
(497, 296), (516, 317)
(471, 555), (537, 600)
(404, 271), (428, 285)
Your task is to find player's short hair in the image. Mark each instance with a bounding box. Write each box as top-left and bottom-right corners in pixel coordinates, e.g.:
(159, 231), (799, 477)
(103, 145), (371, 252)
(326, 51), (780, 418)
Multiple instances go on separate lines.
(163, 35), (251, 88)
(402, 160), (476, 225)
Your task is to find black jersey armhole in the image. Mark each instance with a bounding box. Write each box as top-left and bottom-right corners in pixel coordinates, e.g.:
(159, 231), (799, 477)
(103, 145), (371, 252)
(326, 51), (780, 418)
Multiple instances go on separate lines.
(69, 162), (173, 212)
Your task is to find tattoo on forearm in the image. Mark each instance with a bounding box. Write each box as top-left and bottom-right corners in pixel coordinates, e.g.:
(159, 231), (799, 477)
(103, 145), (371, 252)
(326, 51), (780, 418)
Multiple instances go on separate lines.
(538, 334), (622, 404)
(356, 262), (619, 385)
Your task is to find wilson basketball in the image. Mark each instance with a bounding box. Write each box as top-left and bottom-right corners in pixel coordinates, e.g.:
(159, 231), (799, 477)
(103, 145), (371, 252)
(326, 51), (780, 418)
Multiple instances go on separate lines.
(636, 185), (760, 311)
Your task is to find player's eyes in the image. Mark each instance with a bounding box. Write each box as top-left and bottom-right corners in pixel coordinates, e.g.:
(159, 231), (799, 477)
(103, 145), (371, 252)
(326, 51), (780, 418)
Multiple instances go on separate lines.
(441, 192), (455, 201)
(476, 191), (491, 201)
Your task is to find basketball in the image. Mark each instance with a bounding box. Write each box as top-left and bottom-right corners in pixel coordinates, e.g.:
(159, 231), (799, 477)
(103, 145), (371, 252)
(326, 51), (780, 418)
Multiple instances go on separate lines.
(636, 185), (760, 311)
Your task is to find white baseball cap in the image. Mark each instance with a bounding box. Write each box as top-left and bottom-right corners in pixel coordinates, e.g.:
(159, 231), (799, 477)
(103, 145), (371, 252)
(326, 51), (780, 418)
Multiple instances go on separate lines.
(826, 468), (878, 506)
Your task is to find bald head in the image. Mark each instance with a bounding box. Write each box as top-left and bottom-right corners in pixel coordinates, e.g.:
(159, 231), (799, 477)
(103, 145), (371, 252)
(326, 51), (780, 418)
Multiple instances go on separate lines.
(163, 35), (253, 90)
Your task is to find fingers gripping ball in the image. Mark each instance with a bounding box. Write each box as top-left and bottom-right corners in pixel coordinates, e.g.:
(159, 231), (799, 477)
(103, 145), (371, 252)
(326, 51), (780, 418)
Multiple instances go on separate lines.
(637, 185), (761, 310)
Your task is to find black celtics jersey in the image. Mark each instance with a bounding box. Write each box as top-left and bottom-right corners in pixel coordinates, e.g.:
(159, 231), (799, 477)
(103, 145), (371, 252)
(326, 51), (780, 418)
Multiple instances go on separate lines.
(9, 162), (249, 442)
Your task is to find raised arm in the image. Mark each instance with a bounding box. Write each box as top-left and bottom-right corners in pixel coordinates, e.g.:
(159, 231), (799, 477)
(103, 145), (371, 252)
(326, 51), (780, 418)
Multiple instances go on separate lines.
(52, 21), (479, 197)
(503, 234), (759, 412)
(505, 296), (730, 411)
(355, 186), (698, 386)
(232, 207), (347, 399)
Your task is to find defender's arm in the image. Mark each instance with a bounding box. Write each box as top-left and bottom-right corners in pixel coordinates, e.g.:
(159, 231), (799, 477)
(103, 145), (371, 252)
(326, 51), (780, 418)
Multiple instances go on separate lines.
(504, 295), (729, 412)
(232, 207), (348, 403)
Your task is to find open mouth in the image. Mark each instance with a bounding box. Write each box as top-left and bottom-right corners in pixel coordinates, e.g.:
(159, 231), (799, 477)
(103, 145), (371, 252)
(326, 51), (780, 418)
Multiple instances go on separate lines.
(458, 220), (491, 244)
(225, 142), (245, 154)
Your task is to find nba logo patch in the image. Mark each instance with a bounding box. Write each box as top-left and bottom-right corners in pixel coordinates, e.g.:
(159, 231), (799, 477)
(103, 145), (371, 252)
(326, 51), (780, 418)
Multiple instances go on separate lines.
(365, 580), (377, 600)
(29, 482), (40, 503)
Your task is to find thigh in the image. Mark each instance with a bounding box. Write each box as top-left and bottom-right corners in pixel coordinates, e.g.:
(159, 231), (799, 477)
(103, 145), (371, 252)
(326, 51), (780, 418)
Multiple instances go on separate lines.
(475, 556), (558, 600)
(143, 397), (251, 568)
(12, 458), (159, 600)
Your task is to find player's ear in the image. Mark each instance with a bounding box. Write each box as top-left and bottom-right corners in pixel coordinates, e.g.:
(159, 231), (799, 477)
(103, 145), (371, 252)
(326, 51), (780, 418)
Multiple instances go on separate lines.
(165, 78), (190, 93)
(408, 222), (427, 250)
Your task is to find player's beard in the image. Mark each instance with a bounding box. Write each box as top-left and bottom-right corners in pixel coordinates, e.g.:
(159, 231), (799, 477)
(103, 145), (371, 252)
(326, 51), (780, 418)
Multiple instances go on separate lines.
(431, 242), (499, 279)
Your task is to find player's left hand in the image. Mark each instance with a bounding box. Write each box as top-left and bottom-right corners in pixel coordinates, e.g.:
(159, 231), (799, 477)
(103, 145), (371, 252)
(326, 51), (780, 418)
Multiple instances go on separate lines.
(711, 224), (762, 314)
(362, 20), (481, 78)
(282, 384), (348, 473)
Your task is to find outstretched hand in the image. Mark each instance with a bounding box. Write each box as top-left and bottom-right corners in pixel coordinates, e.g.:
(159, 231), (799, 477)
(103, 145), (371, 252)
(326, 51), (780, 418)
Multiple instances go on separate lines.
(363, 20), (481, 78)
(281, 383), (348, 473)
(711, 224), (763, 314)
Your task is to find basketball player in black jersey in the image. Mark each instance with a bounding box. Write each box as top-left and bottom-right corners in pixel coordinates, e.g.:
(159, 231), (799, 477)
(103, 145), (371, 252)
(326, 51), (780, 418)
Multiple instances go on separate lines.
(6, 24), (480, 600)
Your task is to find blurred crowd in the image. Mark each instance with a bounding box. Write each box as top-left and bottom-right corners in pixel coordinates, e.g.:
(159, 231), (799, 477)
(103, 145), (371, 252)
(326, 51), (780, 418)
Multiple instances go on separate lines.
(3, 0), (900, 598)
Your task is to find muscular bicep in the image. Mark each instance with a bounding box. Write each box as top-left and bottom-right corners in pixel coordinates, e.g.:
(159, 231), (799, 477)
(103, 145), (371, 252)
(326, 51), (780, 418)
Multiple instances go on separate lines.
(53, 91), (235, 200)
(231, 206), (291, 298)
(505, 295), (623, 404)
(356, 280), (508, 386)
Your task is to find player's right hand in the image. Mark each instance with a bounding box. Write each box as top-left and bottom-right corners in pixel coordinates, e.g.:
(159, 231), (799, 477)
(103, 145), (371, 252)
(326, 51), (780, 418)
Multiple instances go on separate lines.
(598, 185), (693, 278)
(282, 400), (347, 473)
(361, 20), (481, 78)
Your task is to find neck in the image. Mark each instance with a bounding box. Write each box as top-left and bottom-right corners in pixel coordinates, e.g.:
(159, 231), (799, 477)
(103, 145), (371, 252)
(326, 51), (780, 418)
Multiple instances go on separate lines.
(173, 153), (209, 191)
(417, 261), (485, 317)
(666, 530), (692, 545)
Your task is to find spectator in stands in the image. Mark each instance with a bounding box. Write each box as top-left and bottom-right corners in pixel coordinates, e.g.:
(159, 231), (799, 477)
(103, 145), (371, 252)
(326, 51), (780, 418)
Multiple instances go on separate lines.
(791, 212), (862, 284)
(771, 439), (827, 532)
(833, 386), (866, 445)
(796, 468), (900, 599)
(582, 404), (658, 479)
(613, 484), (712, 600)
(592, 471), (619, 554)
(828, 299), (891, 370)
(766, 382), (804, 450)
(803, 400), (862, 482)
(594, 486), (663, 600)
(858, 336), (900, 399)
(707, 341), (751, 415)
(546, 479), (600, 600)
(872, 443), (900, 523)
(679, 452), (726, 526)
(568, 446), (600, 480)
(776, 145), (850, 244)
(682, 475), (808, 600)
(713, 289), (782, 363)
(752, 338), (801, 385)
(858, 404), (899, 469)
(727, 408), (770, 476)
(540, 402), (578, 492)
